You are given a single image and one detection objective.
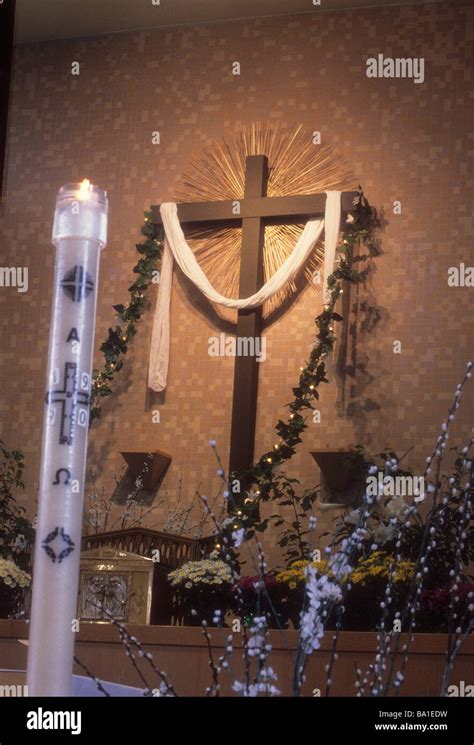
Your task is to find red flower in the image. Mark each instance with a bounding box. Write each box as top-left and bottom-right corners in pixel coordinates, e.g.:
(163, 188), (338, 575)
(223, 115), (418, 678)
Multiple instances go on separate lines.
(232, 575), (278, 596)
(420, 583), (473, 615)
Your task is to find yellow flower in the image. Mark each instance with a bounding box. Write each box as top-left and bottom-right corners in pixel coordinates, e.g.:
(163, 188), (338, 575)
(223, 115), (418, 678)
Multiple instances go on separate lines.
(350, 553), (414, 586)
(276, 558), (333, 586)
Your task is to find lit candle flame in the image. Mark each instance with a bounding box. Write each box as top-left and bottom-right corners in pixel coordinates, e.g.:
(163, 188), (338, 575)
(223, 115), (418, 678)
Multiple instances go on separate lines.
(79, 178), (91, 191)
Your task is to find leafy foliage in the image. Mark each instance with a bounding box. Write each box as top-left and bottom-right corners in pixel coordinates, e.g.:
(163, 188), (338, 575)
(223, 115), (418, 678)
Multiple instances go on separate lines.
(0, 440), (34, 572)
(270, 475), (318, 565)
(90, 212), (164, 421)
(331, 446), (474, 590)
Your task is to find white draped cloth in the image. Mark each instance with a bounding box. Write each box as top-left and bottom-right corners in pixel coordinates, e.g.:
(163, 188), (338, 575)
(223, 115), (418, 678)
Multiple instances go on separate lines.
(148, 191), (341, 391)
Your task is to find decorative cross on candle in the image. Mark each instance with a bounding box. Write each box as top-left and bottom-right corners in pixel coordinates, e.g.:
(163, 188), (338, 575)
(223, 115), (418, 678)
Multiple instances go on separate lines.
(42, 526), (76, 564)
(46, 362), (90, 445)
(60, 265), (94, 302)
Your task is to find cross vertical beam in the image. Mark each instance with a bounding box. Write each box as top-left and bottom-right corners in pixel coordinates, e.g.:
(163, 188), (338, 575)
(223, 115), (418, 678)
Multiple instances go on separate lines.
(228, 155), (268, 482)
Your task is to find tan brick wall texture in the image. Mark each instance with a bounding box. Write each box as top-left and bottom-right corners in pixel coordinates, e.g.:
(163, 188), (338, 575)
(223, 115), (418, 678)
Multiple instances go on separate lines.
(0, 1), (472, 567)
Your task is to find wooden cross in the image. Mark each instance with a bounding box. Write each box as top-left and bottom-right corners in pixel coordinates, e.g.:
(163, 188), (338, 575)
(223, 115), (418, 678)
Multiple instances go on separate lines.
(153, 156), (356, 483)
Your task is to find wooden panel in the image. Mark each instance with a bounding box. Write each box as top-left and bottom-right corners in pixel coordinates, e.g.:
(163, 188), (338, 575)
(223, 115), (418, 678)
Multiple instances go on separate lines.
(120, 450), (172, 490)
(81, 527), (214, 570)
(1, 622), (472, 697)
(0, 0), (15, 197)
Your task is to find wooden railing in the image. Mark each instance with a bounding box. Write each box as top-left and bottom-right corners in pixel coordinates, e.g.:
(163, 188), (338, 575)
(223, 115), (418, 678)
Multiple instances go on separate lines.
(81, 527), (215, 570)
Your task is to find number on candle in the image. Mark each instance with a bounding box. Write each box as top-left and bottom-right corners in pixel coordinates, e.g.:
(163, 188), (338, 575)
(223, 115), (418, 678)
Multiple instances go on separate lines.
(78, 410), (88, 427)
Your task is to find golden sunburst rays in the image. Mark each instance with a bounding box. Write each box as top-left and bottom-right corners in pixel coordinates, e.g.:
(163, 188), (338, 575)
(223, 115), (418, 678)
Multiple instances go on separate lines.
(172, 123), (357, 319)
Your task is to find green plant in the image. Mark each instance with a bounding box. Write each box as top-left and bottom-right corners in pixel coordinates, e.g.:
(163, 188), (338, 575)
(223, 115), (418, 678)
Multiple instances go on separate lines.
(0, 440), (34, 572)
(270, 475), (318, 564)
(333, 446), (474, 590)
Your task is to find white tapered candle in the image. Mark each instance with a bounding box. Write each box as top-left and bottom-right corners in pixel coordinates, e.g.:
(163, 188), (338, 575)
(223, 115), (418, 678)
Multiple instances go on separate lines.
(27, 180), (108, 696)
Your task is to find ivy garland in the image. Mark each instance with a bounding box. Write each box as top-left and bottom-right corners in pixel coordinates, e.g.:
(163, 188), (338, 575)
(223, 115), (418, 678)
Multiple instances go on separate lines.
(90, 214), (164, 422)
(90, 190), (378, 552)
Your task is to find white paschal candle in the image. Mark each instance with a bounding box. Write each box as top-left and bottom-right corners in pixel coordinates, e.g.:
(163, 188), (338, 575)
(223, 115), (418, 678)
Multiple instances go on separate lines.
(27, 180), (108, 696)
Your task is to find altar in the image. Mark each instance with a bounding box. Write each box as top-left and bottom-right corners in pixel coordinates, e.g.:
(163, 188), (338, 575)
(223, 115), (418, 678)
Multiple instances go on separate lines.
(1, 621), (472, 697)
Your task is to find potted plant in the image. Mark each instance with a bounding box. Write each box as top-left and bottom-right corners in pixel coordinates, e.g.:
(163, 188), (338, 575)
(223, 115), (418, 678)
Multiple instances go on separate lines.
(231, 574), (288, 629)
(418, 583), (474, 632)
(275, 552), (415, 631)
(342, 551), (414, 630)
(168, 558), (233, 626)
(0, 440), (34, 618)
(275, 559), (332, 628)
(0, 558), (31, 618)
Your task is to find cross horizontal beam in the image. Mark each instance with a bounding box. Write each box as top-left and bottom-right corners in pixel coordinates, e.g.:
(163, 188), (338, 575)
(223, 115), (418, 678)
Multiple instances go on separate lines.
(152, 191), (358, 226)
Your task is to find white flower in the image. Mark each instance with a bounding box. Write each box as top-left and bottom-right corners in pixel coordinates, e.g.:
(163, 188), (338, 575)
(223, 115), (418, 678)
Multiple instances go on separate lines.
(344, 508), (361, 526)
(12, 534), (27, 552)
(372, 523), (395, 544)
(232, 667), (280, 697)
(232, 528), (245, 548)
(0, 558), (31, 589)
(247, 635), (265, 657)
(300, 566), (342, 654)
(385, 495), (408, 519)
